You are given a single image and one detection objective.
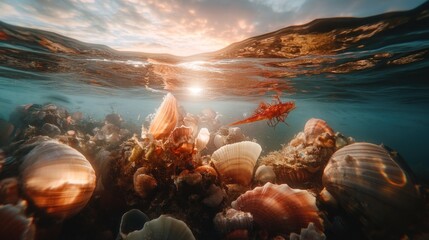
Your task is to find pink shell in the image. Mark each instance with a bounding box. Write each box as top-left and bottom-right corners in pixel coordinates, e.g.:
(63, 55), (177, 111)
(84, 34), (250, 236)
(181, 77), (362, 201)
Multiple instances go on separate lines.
(304, 118), (334, 144)
(231, 182), (323, 235)
(149, 93), (178, 139)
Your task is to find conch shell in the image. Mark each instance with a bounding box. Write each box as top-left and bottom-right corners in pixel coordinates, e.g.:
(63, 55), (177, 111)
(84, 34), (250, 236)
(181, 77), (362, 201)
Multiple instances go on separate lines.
(304, 118), (334, 145)
(20, 140), (96, 219)
(322, 142), (423, 237)
(148, 93), (178, 139)
(211, 141), (262, 185)
(231, 182), (323, 235)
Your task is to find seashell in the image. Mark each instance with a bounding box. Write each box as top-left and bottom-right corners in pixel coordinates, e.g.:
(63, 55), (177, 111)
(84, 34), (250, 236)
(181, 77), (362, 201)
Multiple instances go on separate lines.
(195, 128), (210, 152)
(20, 140), (96, 219)
(149, 93), (178, 140)
(212, 141), (262, 186)
(213, 133), (227, 149)
(183, 113), (199, 137)
(304, 118), (334, 145)
(322, 142), (423, 236)
(133, 167), (157, 198)
(289, 222), (326, 240)
(254, 165), (276, 185)
(118, 209), (149, 239)
(231, 182), (323, 235)
(268, 164), (314, 188)
(314, 132), (335, 148)
(169, 126), (194, 154)
(195, 165), (218, 180)
(125, 215), (196, 240)
(213, 208), (253, 235)
(0, 202), (35, 240)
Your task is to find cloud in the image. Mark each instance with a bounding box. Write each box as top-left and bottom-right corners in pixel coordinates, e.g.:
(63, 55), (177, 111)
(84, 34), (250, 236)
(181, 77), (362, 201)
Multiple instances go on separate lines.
(0, 0), (426, 56)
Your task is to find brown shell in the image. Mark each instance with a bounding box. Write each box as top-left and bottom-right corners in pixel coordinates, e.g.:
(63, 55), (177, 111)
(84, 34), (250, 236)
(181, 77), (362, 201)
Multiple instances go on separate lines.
(322, 142), (423, 235)
(212, 141), (262, 186)
(213, 208), (253, 234)
(149, 93), (178, 139)
(133, 167), (157, 198)
(20, 140), (96, 219)
(304, 118), (334, 145)
(231, 183), (323, 235)
(274, 166), (314, 188)
(169, 126), (194, 154)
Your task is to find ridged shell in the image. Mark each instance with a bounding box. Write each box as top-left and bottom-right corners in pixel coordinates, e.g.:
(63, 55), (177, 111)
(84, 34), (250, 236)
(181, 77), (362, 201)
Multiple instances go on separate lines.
(20, 140), (96, 219)
(149, 93), (178, 139)
(212, 141), (262, 186)
(231, 183), (323, 235)
(213, 208), (253, 234)
(125, 215), (195, 240)
(119, 209), (149, 239)
(304, 118), (334, 144)
(195, 128), (210, 152)
(322, 142), (422, 234)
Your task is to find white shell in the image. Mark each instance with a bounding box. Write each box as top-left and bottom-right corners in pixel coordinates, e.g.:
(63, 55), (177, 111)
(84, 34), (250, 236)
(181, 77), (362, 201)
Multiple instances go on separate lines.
(254, 165), (276, 184)
(125, 215), (195, 240)
(195, 128), (210, 152)
(20, 140), (96, 219)
(211, 141), (262, 185)
(323, 142), (422, 235)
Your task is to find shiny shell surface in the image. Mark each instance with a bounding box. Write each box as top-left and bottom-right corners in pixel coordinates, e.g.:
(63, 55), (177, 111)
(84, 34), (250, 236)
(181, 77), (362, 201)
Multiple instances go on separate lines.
(322, 142), (422, 232)
(125, 215), (195, 240)
(149, 93), (178, 139)
(20, 140), (96, 219)
(304, 118), (334, 144)
(231, 182), (323, 235)
(211, 141), (262, 186)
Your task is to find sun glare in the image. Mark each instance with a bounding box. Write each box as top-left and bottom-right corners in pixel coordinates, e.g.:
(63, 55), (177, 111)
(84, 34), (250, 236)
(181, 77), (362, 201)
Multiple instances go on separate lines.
(188, 86), (203, 95)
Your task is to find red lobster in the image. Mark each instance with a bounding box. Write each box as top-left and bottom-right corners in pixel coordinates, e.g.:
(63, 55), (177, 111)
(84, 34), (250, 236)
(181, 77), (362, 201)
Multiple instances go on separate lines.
(229, 96), (295, 127)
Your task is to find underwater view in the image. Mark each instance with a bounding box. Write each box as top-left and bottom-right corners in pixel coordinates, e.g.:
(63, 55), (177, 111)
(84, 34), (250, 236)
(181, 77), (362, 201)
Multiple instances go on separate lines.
(1, 0), (429, 239)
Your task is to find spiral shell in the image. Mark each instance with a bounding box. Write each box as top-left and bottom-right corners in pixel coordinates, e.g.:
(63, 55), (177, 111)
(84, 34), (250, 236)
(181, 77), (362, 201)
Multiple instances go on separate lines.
(125, 215), (195, 240)
(304, 118), (334, 145)
(20, 140), (96, 219)
(322, 142), (422, 235)
(211, 141), (262, 186)
(231, 182), (323, 235)
(149, 93), (178, 140)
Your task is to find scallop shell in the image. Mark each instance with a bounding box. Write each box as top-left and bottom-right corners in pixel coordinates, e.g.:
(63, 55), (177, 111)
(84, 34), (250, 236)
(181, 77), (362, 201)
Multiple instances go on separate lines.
(133, 167), (157, 198)
(20, 140), (96, 219)
(149, 93), (178, 140)
(211, 141), (262, 186)
(304, 118), (334, 145)
(322, 142), (422, 235)
(195, 128), (210, 152)
(125, 215), (195, 240)
(231, 182), (323, 235)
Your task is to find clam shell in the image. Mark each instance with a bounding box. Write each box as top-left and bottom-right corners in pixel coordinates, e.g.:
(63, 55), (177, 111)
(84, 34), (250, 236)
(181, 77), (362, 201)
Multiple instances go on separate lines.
(195, 128), (210, 152)
(231, 182), (323, 235)
(149, 93), (178, 139)
(212, 141), (262, 186)
(322, 142), (422, 235)
(254, 165), (276, 185)
(133, 167), (157, 198)
(125, 215), (195, 240)
(20, 140), (96, 219)
(304, 118), (334, 145)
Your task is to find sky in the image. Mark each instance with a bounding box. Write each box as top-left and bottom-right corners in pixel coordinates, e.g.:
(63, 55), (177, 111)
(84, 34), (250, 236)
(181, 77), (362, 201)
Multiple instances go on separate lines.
(0, 0), (426, 56)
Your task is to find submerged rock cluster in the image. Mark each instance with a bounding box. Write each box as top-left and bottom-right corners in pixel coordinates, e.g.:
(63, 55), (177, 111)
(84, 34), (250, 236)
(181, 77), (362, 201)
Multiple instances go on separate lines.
(0, 94), (428, 240)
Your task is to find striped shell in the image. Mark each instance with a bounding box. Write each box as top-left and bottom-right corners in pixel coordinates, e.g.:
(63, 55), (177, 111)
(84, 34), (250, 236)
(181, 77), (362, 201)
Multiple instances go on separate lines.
(213, 208), (253, 234)
(125, 215), (195, 240)
(322, 142), (422, 234)
(211, 141), (262, 186)
(304, 118), (334, 145)
(231, 183), (323, 235)
(149, 93), (178, 139)
(20, 140), (96, 219)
